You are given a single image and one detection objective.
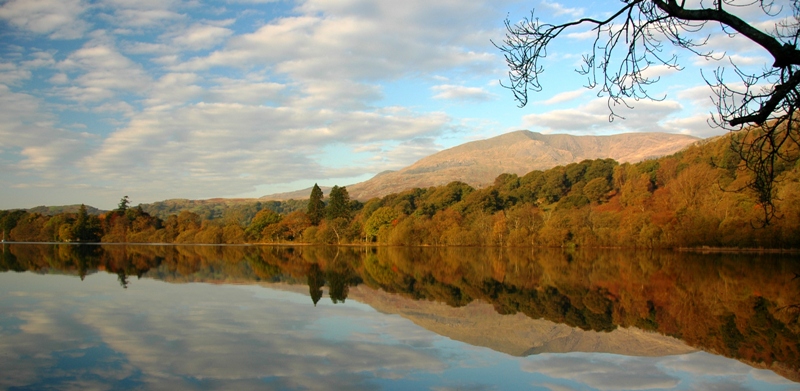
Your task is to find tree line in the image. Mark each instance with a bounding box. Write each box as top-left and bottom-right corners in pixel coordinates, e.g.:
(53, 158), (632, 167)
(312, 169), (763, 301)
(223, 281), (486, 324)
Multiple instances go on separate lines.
(2, 132), (799, 248)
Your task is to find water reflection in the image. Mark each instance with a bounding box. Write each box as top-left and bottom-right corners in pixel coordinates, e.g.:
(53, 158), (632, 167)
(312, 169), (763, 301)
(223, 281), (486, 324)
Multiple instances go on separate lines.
(1, 243), (799, 389)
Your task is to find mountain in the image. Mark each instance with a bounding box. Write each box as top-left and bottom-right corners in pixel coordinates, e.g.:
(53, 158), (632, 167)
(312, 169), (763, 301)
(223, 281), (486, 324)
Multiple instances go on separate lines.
(263, 130), (700, 201)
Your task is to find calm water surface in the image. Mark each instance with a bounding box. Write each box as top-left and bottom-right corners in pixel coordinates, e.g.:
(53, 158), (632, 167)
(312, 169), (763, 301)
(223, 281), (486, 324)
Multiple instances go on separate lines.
(0, 244), (798, 390)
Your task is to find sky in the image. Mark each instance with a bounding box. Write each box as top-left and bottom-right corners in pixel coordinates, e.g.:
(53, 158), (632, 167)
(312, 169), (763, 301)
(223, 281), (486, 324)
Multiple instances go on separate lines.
(0, 0), (791, 210)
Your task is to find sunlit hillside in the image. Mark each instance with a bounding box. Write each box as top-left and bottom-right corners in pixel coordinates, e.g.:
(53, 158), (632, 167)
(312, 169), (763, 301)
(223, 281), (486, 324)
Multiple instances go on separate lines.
(2, 131), (798, 248)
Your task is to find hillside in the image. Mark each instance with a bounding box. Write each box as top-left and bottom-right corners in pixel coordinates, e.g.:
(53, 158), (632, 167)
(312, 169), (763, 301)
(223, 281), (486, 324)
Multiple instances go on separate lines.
(264, 130), (699, 201)
(25, 204), (107, 215)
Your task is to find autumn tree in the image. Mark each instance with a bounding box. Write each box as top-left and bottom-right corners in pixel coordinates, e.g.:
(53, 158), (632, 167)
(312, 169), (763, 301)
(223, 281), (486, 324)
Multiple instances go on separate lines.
(0, 210), (26, 240)
(497, 0), (800, 222)
(246, 209), (282, 241)
(10, 213), (50, 242)
(307, 184), (325, 226)
(364, 206), (399, 242)
(279, 210), (311, 241)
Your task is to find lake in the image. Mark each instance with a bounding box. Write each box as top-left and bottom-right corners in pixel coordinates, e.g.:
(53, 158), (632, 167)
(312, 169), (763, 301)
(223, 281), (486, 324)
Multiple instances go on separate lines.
(1, 244), (798, 390)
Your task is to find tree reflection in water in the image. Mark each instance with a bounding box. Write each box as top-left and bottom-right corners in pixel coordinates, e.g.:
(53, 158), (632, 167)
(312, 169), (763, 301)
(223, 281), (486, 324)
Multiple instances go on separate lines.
(2, 243), (798, 381)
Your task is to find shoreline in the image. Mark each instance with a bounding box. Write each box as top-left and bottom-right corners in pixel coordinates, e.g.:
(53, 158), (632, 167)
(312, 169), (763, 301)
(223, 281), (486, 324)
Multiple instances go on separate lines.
(3, 241), (799, 253)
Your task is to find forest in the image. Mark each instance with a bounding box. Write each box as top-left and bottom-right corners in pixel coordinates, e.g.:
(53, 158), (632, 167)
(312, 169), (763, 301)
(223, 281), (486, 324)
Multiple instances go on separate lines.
(2, 132), (799, 249)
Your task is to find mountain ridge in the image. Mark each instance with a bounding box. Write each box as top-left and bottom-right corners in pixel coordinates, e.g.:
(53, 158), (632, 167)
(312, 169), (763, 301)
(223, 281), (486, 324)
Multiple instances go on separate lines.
(263, 130), (700, 201)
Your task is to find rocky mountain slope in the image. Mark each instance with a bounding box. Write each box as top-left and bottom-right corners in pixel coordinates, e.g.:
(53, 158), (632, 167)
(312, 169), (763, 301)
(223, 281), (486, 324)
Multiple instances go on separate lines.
(263, 130), (699, 201)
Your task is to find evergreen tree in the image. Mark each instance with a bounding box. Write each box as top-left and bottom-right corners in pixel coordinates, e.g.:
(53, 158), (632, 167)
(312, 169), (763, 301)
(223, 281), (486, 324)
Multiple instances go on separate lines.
(117, 196), (130, 213)
(307, 184), (325, 226)
(72, 204), (101, 242)
(326, 185), (351, 221)
(73, 204), (94, 242)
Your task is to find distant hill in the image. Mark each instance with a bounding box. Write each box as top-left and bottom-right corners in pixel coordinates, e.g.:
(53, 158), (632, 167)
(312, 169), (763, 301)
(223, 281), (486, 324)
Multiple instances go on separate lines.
(260, 186), (332, 202)
(26, 204), (106, 215)
(139, 198), (306, 222)
(264, 130), (699, 201)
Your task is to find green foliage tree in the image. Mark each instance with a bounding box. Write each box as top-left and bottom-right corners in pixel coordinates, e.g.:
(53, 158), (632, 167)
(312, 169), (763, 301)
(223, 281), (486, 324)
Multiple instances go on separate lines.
(584, 177), (612, 204)
(420, 181), (473, 216)
(584, 159), (617, 182)
(540, 169), (568, 203)
(246, 209), (282, 241)
(365, 207), (399, 242)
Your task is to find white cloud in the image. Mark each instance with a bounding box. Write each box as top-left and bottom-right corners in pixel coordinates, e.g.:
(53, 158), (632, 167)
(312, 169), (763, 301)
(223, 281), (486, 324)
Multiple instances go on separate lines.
(144, 72), (203, 107)
(165, 22), (234, 50)
(56, 42), (152, 102)
(566, 29), (597, 40)
(48, 73), (69, 84)
(291, 80), (382, 110)
(675, 85), (715, 103)
(77, 102), (450, 200)
(93, 101), (136, 116)
(523, 98), (686, 134)
(0, 0), (89, 39)
(432, 85), (495, 102)
(97, 0), (186, 28)
(367, 137), (444, 171)
(177, 0), (503, 83)
(0, 62), (32, 85)
(537, 89), (586, 105)
(123, 42), (172, 55)
(538, 0), (584, 18)
(662, 113), (724, 138)
(206, 77), (286, 104)
(0, 85), (91, 175)
(638, 64), (680, 80)
(22, 51), (57, 68)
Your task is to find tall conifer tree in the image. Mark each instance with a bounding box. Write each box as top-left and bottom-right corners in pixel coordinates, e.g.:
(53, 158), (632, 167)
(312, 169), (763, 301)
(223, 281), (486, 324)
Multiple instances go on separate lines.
(307, 184), (325, 226)
(326, 186), (351, 221)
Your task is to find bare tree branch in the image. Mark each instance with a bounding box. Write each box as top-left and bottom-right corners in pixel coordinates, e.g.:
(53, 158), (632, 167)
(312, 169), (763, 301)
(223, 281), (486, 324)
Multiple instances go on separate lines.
(497, 0), (800, 224)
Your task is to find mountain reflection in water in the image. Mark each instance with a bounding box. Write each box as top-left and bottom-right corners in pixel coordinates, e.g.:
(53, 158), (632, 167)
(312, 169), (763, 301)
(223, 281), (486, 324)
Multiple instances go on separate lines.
(1, 243), (798, 390)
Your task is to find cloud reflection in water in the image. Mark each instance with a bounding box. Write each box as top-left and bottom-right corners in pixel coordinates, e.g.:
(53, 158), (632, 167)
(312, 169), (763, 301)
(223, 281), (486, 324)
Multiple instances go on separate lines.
(0, 271), (796, 391)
